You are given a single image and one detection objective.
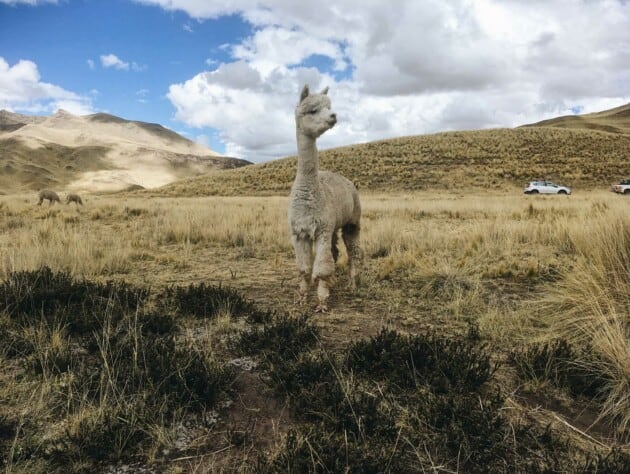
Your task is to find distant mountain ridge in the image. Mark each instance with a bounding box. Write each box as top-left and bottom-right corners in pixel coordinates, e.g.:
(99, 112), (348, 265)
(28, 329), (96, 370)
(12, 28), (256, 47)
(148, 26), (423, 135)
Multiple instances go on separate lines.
(0, 109), (251, 193)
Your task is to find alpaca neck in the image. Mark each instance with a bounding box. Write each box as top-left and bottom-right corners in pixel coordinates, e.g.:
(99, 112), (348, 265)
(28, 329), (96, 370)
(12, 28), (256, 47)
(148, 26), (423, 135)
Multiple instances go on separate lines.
(295, 132), (320, 187)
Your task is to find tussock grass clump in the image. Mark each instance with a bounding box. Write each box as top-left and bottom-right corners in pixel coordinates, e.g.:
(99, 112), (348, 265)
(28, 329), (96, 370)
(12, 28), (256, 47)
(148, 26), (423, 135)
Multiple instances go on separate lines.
(538, 212), (630, 439)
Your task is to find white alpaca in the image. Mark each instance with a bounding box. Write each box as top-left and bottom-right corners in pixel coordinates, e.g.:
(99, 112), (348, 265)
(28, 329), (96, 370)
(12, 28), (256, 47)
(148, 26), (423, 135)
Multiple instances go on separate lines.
(288, 85), (362, 312)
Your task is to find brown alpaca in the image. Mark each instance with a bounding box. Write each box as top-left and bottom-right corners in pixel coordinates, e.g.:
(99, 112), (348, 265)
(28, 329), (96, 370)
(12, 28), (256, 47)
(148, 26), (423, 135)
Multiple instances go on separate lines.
(66, 193), (83, 206)
(37, 189), (60, 205)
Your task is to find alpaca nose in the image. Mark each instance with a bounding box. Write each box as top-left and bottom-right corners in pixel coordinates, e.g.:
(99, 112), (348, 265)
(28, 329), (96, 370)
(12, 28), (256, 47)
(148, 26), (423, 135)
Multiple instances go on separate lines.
(330, 113), (337, 121)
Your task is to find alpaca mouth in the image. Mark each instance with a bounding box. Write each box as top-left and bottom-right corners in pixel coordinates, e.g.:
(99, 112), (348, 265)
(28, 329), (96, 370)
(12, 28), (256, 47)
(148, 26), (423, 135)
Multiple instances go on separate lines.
(327, 118), (337, 127)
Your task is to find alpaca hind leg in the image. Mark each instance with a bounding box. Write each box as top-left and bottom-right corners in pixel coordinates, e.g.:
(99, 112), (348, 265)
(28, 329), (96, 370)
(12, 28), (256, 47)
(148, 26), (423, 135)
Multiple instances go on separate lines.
(331, 230), (339, 263)
(313, 234), (335, 312)
(292, 236), (313, 304)
(342, 224), (362, 290)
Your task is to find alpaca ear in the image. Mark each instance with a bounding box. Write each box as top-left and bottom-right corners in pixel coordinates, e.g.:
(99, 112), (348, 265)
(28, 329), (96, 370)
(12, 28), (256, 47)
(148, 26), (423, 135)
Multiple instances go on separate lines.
(320, 86), (329, 95)
(300, 84), (310, 103)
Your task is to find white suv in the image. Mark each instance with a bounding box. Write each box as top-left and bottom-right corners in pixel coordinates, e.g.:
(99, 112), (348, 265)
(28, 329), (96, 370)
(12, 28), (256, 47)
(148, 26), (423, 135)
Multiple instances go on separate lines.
(523, 180), (571, 195)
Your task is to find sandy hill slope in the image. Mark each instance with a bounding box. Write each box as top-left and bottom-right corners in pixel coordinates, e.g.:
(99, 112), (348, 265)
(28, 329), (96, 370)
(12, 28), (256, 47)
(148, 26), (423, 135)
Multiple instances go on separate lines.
(0, 109), (250, 194)
(154, 102), (630, 197)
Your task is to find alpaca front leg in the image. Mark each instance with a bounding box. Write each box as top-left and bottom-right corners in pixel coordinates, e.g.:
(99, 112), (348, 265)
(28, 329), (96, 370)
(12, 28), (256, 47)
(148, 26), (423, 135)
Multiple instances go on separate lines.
(292, 235), (313, 305)
(315, 277), (332, 313)
(313, 235), (335, 312)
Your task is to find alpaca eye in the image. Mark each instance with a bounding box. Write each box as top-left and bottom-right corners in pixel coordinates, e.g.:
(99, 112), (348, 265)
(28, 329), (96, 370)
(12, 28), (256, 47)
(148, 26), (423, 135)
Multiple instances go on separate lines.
(307, 109), (318, 114)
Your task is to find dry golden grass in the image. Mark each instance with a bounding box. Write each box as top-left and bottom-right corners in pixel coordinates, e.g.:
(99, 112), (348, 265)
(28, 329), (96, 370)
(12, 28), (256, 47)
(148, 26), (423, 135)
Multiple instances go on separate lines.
(535, 212), (630, 437)
(1, 188), (629, 471)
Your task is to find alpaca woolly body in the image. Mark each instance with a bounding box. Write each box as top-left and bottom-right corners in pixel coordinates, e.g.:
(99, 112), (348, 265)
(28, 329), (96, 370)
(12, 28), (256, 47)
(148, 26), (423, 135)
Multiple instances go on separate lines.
(288, 85), (362, 312)
(66, 193), (83, 206)
(37, 189), (60, 205)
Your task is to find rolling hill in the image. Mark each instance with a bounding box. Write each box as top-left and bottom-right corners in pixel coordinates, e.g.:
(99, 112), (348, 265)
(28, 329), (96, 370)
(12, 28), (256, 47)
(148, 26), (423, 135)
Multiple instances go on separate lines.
(521, 102), (630, 134)
(2, 102), (629, 196)
(0, 109), (250, 194)
(154, 102), (630, 196)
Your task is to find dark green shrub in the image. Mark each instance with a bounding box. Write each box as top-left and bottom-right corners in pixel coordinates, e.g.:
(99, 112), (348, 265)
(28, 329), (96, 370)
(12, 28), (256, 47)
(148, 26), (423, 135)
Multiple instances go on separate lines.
(52, 401), (148, 464)
(0, 267), (149, 335)
(0, 414), (17, 466)
(235, 313), (319, 363)
(576, 448), (630, 473)
(266, 351), (398, 439)
(76, 322), (234, 413)
(510, 339), (609, 398)
(404, 389), (509, 470)
(345, 327), (496, 393)
(138, 311), (179, 336)
(162, 282), (253, 320)
(0, 316), (32, 358)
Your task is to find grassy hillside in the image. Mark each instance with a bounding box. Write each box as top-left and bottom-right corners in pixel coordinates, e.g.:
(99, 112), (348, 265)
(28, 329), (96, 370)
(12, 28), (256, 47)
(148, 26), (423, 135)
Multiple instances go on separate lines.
(154, 127), (630, 196)
(0, 138), (111, 194)
(523, 102), (630, 134)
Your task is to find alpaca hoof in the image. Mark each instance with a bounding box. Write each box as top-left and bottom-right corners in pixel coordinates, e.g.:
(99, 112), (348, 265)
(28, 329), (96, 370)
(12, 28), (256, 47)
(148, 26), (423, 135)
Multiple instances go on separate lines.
(314, 303), (329, 313)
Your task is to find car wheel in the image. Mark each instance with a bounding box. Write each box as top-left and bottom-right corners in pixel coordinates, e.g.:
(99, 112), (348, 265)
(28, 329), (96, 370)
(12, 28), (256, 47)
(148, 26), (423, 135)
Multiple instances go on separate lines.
(624, 189), (630, 195)
(529, 189), (539, 194)
(558, 190), (567, 195)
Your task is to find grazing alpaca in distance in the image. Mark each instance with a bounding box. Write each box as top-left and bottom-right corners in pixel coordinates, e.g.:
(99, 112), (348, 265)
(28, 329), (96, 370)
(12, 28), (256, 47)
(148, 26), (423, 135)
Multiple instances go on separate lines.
(66, 193), (83, 206)
(37, 189), (60, 205)
(288, 84), (362, 312)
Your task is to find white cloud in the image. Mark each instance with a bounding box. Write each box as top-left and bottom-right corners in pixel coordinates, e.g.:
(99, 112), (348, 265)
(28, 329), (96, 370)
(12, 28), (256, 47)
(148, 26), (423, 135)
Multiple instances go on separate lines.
(100, 53), (130, 70)
(86, 59), (95, 70)
(133, 0), (251, 19)
(136, 89), (149, 104)
(0, 0), (57, 4)
(0, 57), (93, 115)
(99, 54), (146, 72)
(141, 0), (630, 162)
(232, 27), (348, 77)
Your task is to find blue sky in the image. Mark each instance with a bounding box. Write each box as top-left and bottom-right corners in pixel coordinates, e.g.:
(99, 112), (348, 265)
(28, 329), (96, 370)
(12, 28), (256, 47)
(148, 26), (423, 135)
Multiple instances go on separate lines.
(1, 0), (629, 162)
(0, 0), (254, 153)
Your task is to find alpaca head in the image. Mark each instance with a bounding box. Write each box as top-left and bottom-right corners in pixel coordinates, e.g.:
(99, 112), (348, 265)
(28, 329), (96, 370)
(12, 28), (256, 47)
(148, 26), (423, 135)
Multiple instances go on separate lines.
(295, 84), (337, 139)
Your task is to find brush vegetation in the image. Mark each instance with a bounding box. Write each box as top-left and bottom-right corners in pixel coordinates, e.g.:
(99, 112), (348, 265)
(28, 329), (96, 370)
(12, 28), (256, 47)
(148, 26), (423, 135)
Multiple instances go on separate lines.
(0, 189), (629, 471)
